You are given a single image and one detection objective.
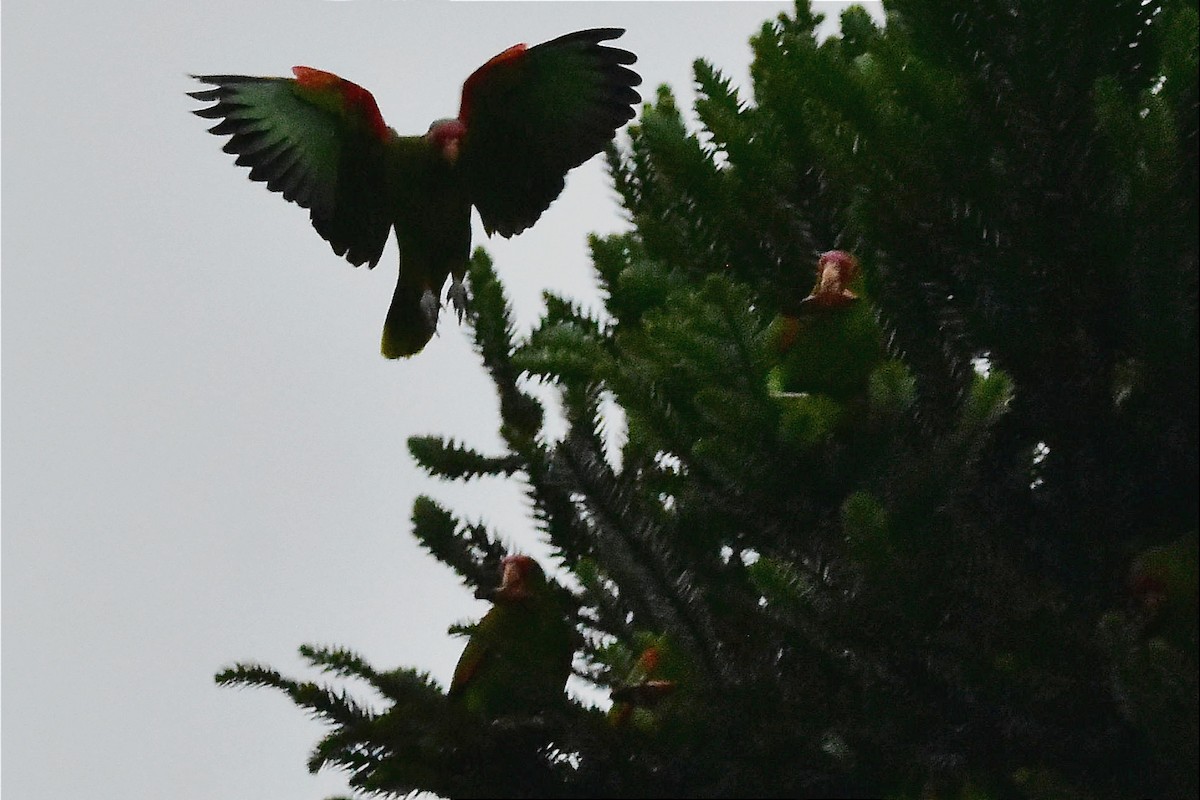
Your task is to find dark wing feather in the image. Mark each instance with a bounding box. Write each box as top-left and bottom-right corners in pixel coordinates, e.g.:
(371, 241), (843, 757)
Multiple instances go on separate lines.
(457, 29), (641, 237)
(190, 74), (393, 268)
(449, 636), (489, 697)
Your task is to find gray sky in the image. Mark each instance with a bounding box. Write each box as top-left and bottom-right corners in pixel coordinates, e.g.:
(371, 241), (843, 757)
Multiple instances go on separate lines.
(2, 2), (871, 797)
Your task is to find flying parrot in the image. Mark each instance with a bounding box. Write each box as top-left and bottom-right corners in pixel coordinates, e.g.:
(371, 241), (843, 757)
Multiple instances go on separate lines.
(190, 29), (641, 357)
(449, 555), (579, 718)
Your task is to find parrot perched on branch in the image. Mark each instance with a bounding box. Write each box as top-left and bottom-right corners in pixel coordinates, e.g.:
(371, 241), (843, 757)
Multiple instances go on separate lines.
(190, 29), (641, 357)
(608, 633), (693, 734)
(1128, 534), (1199, 654)
(802, 250), (861, 309)
(449, 555), (579, 718)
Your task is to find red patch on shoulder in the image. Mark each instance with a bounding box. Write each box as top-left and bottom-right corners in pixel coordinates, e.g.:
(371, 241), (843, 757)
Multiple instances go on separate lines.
(292, 66), (389, 141)
(292, 65), (338, 89)
(459, 43), (528, 122)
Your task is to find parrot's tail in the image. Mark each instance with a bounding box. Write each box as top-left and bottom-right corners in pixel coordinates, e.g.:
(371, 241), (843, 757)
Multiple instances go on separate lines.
(381, 277), (438, 359)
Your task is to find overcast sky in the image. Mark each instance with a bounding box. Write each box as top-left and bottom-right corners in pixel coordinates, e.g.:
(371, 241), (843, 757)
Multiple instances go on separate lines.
(2, 2), (874, 797)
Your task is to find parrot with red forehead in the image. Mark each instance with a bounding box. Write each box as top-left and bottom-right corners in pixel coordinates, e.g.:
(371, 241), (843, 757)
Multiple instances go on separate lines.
(767, 250), (882, 399)
(449, 555), (579, 718)
(190, 29), (641, 357)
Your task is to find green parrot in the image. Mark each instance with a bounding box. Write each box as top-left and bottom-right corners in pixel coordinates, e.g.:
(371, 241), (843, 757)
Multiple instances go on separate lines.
(1128, 534), (1199, 655)
(607, 634), (681, 730)
(606, 631), (705, 743)
(449, 555), (579, 718)
(190, 29), (641, 357)
(766, 249), (883, 401)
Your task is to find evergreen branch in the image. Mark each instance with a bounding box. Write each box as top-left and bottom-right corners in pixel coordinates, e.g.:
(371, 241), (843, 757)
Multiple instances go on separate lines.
(407, 435), (523, 480)
(304, 669), (467, 798)
(466, 249), (545, 450)
(410, 495), (506, 590)
(551, 430), (731, 686)
(215, 662), (290, 692)
(516, 322), (610, 387)
(638, 88), (732, 273)
(518, 440), (597, 569)
(307, 729), (387, 781)
(693, 59), (758, 170)
(300, 644), (381, 683)
(541, 292), (607, 334)
(572, 556), (638, 642)
(215, 662), (376, 727)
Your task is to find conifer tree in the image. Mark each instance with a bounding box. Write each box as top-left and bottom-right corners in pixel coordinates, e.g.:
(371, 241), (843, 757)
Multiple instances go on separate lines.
(218, 2), (1198, 797)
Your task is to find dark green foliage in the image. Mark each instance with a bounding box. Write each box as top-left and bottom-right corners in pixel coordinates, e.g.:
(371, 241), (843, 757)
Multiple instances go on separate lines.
(218, 3), (1197, 797)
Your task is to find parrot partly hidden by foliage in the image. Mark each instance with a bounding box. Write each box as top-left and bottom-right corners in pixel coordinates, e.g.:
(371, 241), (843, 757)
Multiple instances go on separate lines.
(1095, 534), (1199, 796)
(765, 251), (889, 445)
(1127, 533), (1199, 656)
(607, 632), (690, 733)
(190, 29), (641, 357)
(448, 555), (579, 718)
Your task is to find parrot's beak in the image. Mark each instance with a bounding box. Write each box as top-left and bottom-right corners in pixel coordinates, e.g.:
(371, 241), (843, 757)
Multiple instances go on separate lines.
(474, 558), (530, 602)
(496, 559), (530, 600)
(801, 250), (861, 308)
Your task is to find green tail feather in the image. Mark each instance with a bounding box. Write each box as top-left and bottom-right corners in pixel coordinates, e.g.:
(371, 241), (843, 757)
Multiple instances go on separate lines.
(381, 280), (437, 359)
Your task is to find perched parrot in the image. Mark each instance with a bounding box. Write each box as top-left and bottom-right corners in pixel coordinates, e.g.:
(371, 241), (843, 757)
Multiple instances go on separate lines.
(1128, 534), (1199, 655)
(772, 250), (863, 353)
(190, 29), (641, 357)
(802, 249), (861, 309)
(607, 632), (697, 737)
(449, 555), (579, 718)
(608, 636), (678, 730)
(767, 249), (883, 401)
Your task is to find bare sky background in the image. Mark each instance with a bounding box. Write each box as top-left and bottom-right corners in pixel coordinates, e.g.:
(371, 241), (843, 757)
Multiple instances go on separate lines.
(3, 2), (873, 796)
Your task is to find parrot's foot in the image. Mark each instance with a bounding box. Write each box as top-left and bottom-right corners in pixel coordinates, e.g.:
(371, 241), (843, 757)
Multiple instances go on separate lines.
(447, 277), (470, 323)
(419, 288), (441, 332)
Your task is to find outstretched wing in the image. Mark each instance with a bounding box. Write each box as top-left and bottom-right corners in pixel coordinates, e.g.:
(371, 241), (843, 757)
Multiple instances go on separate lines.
(190, 69), (395, 268)
(457, 28), (642, 237)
